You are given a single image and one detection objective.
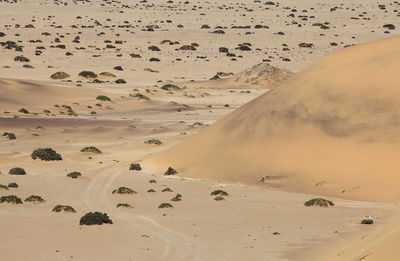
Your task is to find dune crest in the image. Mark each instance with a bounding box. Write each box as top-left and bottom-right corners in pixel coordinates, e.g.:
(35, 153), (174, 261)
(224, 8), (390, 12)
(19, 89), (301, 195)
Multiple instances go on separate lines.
(148, 36), (400, 202)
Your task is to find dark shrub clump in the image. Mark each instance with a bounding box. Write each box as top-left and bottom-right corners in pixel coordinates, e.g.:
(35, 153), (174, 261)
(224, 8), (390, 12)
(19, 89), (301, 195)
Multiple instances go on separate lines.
(80, 146), (102, 153)
(7, 183), (18, 188)
(158, 203), (173, 209)
(96, 95), (111, 101)
(304, 198), (334, 207)
(79, 212), (113, 225)
(112, 187), (136, 194)
(66, 172), (82, 178)
(210, 190), (229, 196)
(31, 148), (62, 161)
(116, 203), (133, 208)
(361, 219), (374, 225)
(53, 205), (76, 213)
(0, 184), (9, 190)
(164, 167), (177, 176)
(0, 195), (23, 204)
(129, 163), (142, 171)
(3, 132), (16, 139)
(24, 195), (46, 203)
(51, 71), (70, 79)
(9, 167), (26, 175)
(78, 71), (97, 78)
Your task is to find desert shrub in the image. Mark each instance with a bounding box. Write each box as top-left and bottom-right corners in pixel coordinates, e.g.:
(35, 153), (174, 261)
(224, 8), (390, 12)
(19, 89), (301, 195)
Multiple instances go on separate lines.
(171, 194), (182, 202)
(51, 71), (70, 79)
(80, 146), (102, 153)
(115, 78), (126, 84)
(66, 171), (82, 178)
(210, 190), (229, 196)
(116, 203), (133, 208)
(19, 108), (29, 114)
(214, 196), (225, 201)
(361, 219), (374, 225)
(14, 55), (30, 62)
(112, 187), (136, 195)
(7, 183), (18, 188)
(130, 93), (150, 100)
(52, 205), (76, 213)
(129, 163), (142, 171)
(31, 148), (62, 161)
(79, 212), (113, 225)
(147, 189), (156, 193)
(96, 95), (111, 101)
(99, 72), (116, 77)
(3, 132), (16, 139)
(164, 167), (177, 176)
(304, 198), (334, 207)
(24, 195), (46, 203)
(0, 184), (9, 190)
(9, 167), (26, 175)
(158, 203), (173, 209)
(0, 195), (22, 204)
(161, 84), (182, 91)
(149, 179), (157, 183)
(78, 71), (97, 78)
(144, 139), (162, 145)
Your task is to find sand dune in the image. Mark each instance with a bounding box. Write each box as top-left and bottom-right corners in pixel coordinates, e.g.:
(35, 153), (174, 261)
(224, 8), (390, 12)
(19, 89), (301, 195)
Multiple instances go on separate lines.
(148, 36), (400, 202)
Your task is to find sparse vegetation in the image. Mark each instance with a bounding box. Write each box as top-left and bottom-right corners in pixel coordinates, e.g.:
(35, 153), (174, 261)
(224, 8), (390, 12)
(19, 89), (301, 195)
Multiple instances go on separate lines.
(96, 95), (111, 101)
(130, 93), (150, 100)
(52, 205), (76, 213)
(361, 219), (374, 225)
(7, 183), (18, 188)
(158, 203), (173, 209)
(171, 194), (182, 201)
(129, 163), (142, 171)
(116, 203), (133, 208)
(66, 172), (82, 178)
(162, 187), (173, 192)
(112, 187), (136, 195)
(304, 198), (334, 207)
(214, 196), (225, 201)
(0, 195), (22, 204)
(99, 72), (116, 77)
(3, 132), (16, 139)
(31, 148), (62, 161)
(79, 212), (113, 225)
(79, 71), (97, 78)
(19, 108), (29, 114)
(24, 195), (46, 203)
(9, 167), (26, 175)
(0, 184), (9, 190)
(161, 84), (182, 91)
(115, 78), (127, 84)
(80, 146), (102, 153)
(144, 139), (162, 145)
(51, 71), (70, 79)
(164, 167), (177, 176)
(210, 190), (229, 196)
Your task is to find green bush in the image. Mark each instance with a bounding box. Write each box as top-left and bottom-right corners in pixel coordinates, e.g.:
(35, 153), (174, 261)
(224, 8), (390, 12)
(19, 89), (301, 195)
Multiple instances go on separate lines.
(0, 195), (22, 204)
(79, 71), (97, 78)
(31, 148), (62, 161)
(158, 203), (173, 209)
(24, 195), (46, 203)
(304, 198), (334, 207)
(9, 167), (26, 175)
(79, 212), (113, 225)
(80, 146), (102, 153)
(52, 205), (76, 213)
(129, 163), (142, 171)
(164, 167), (177, 176)
(66, 172), (82, 178)
(112, 187), (136, 195)
(210, 190), (229, 196)
(51, 71), (70, 79)
(96, 95), (111, 101)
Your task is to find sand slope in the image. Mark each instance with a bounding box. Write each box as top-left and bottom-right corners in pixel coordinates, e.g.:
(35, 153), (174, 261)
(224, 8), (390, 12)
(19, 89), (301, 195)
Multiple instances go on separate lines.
(148, 36), (400, 202)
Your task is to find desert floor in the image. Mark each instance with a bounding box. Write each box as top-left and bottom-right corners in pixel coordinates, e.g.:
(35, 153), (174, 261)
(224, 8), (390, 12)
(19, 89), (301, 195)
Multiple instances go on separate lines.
(1, 0), (400, 260)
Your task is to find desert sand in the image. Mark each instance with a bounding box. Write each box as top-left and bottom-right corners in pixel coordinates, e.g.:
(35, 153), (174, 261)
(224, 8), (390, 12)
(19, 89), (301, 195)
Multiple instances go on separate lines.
(1, 0), (400, 260)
